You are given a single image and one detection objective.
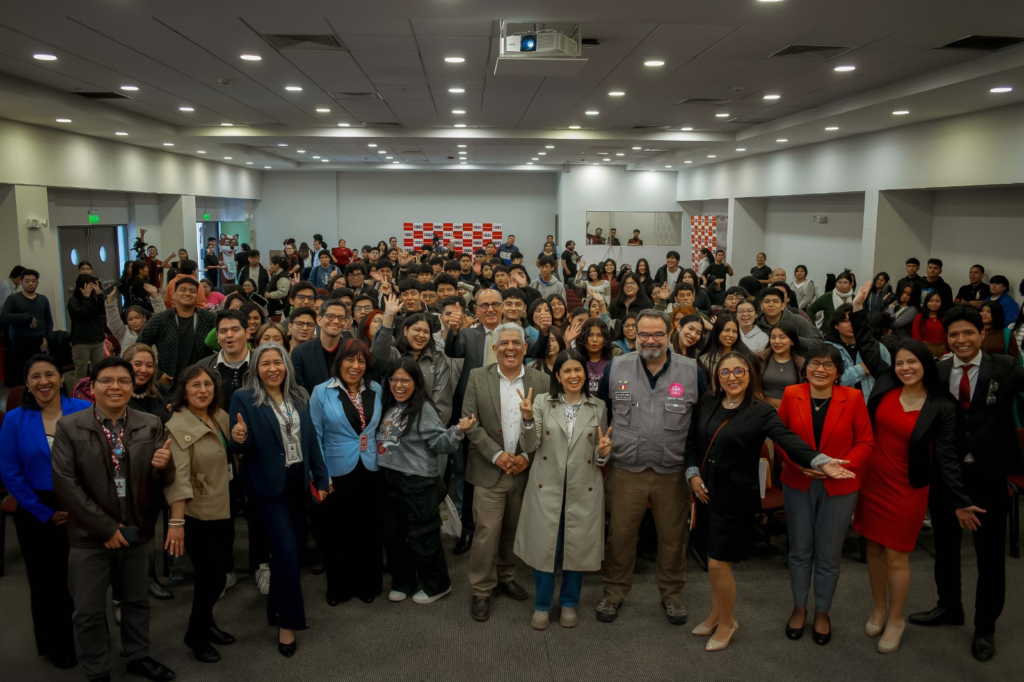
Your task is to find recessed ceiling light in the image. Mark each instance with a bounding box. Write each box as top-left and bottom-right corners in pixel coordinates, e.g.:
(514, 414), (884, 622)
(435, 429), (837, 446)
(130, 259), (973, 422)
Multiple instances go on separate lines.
(197, 150), (206, 154)
(278, 143), (288, 147)
(445, 57), (465, 63)
(532, 157), (540, 160)
(715, 113), (730, 118)
(246, 161), (253, 165)
(452, 109), (465, 114)
(681, 127), (693, 131)
(285, 86), (303, 91)
(179, 106), (194, 112)
(545, 145), (555, 149)
(312, 155), (321, 159)
(707, 155), (716, 158)
(449, 87), (465, 93)
(115, 131), (128, 136)
(990, 86), (1013, 93)
(321, 159), (328, 162)
(316, 108), (330, 113)
(603, 158), (612, 162)
(632, 146), (642, 150)
(385, 156), (393, 159)
(297, 149), (306, 153)
(120, 85), (139, 92)
(338, 123), (350, 127)
(367, 143), (377, 147)
(892, 110), (910, 115)
(240, 54), (262, 61)
(736, 148), (746, 151)
(221, 123), (233, 126)
(537, 152), (546, 156)
(644, 60), (665, 67)
(834, 65), (856, 72)
(454, 123), (466, 128)
(609, 91), (625, 96)
(758, 0), (784, 3)
(763, 94), (780, 100)
(460, 161), (467, 164)
(457, 144), (467, 148)
(776, 138), (788, 142)
(33, 53), (57, 61)
(224, 157), (232, 160)
(684, 160), (693, 164)
(665, 165), (673, 168)
(825, 126), (839, 131)
(264, 166), (271, 169)
(593, 163), (600, 166)
(163, 142), (174, 146)
(569, 125), (581, 129)
(55, 118), (72, 123)
(616, 152), (625, 156)
(458, 151), (467, 155)
(585, 110), (599, 115)
(527, 162), (534, 165)
(393, 161), (400, 164)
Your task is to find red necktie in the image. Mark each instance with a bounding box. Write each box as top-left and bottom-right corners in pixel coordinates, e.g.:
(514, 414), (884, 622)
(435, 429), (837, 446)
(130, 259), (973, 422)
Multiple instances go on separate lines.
(958, 364), (974, 412)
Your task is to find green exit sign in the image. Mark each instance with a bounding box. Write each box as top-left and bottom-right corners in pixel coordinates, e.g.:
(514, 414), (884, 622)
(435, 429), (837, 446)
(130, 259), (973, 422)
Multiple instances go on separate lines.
(203, 212), (211, 220)
(87, 213), (99, 224)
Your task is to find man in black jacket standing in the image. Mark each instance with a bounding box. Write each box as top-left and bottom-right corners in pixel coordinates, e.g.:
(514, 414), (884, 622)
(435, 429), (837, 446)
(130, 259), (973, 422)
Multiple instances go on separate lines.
(237, 250), (269, 296)
(908, 306), (1024, 662)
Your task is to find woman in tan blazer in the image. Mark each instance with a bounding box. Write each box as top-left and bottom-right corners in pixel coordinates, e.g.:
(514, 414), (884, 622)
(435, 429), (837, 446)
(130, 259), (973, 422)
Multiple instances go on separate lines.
(163, 365), (235, 664)
(514, 349), (611, 630)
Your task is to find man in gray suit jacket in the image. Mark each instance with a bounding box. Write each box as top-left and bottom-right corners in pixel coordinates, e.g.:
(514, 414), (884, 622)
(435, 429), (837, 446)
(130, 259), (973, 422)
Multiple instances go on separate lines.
(461, 323), (549, 622)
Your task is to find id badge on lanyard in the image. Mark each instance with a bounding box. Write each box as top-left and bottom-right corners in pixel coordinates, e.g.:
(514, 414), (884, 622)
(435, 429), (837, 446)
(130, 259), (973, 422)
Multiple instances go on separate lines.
(285, 441), (301, 465)
(115, 476), (127, 498)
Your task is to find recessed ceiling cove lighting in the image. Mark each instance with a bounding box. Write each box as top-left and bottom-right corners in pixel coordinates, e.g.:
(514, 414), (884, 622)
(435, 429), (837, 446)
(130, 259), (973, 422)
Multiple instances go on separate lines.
(825, 126), (839, 131)
(452, 110), (465, 114)
(240, 54), (262, 61)
(644, 60), (665, 67)
(568, 125), (581, 129)
(33, 53), (57, 61)
(454, 123), (466, 127)
(609, 91), (625, 96)
(545, 145), (554, 149)
(892, 110), (909, 115)
(715, 113), (730, 118)
(707, 155), (716, 158)
(681, 127), (693, 131)
(763, 94), (780, 100)
(120, 85), (139, 91)
(55, 118), (72, 123)
(179, 106), (194, 112)
(585, 110), (599, 115)
(834, 65), (856, 72)
(776, 138), (788, 142)
(449, 87), (465, 93)
(115, 131), (128, 136)
(458, 151), (467, 155)
(285, 86), (302, 91)
(444, 57), (465, 63)
(990, 86), (1013, 93)
(736, 148), (746, 151)
(316, 108), (330, 113)
(338, 123), (350, 127)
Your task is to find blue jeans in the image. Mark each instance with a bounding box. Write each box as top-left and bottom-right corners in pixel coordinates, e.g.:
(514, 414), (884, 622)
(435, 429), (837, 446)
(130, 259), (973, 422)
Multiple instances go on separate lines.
(532, 473), (584, 611)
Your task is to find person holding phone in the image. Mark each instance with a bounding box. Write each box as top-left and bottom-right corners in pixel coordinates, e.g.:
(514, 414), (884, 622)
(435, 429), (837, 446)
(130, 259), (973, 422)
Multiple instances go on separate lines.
(51, 357), (177, 682)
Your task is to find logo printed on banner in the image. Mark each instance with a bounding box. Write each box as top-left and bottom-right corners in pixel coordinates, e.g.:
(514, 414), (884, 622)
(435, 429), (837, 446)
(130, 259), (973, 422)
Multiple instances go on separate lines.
(402, 222), (504, 253)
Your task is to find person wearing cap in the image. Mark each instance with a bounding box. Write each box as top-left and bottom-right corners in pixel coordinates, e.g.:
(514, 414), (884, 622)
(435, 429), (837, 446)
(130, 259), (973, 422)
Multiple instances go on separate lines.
(137, 276), (216, 387)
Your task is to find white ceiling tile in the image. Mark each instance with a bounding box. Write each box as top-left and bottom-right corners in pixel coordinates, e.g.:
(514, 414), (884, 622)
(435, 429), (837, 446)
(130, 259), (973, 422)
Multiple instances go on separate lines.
(411, 19), (495, 37)
(632, 24), (740, 57)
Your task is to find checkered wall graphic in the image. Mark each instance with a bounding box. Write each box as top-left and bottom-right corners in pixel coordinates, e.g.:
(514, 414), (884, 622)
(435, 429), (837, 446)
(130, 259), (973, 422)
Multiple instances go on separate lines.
(402, 223), (503, 253)
(690, 216), (718, 268)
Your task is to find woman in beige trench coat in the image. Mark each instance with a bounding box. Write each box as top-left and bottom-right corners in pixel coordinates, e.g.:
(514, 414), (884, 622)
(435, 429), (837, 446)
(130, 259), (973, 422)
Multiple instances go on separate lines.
(514, 349), (611, 630)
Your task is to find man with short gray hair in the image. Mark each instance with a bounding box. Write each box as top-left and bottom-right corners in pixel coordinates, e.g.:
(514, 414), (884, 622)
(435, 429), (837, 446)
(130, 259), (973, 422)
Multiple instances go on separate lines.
(595, 309), (705, 625)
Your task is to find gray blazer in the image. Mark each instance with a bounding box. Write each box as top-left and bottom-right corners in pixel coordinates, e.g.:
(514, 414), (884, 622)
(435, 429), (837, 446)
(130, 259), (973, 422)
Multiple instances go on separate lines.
(444, 325), (546, 415)
(461, 364), (549, 489)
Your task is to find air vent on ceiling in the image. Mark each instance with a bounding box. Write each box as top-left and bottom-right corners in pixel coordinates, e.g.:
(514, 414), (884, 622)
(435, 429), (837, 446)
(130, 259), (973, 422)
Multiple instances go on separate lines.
(330, 92), (383, 101)
(261, 34), (346, 51)
(937, 35), (1024, 51)
(770, 44), (854, 60)
(678, 97), (734, 106)
(581, 38), (601, 47)
(75, 91), (129, 99)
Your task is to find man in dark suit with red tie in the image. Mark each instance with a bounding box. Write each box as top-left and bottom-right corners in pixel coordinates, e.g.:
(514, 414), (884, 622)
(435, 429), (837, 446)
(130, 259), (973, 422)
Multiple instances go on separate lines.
(908, 306), (1024, 662)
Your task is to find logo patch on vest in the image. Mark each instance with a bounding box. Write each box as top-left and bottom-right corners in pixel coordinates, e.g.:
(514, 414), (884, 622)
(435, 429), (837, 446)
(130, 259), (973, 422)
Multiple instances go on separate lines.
(668, 382), (684, 397)
(614, 392), (631, 401)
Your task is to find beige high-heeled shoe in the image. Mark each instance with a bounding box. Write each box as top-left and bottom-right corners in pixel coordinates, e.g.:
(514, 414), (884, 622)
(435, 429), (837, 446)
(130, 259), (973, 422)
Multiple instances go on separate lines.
(691, 621), (718, 636)
(706, 621), (739, 651)
(877, 618), (905, 653)
(865, 613), (886, 638)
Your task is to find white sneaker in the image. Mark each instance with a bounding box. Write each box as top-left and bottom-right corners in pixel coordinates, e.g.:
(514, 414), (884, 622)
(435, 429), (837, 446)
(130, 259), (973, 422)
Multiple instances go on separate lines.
(219, 572), (237, 600)
(255, 564), (270, 595)
(412, 586), (452, 604)
(389, 590), (408, 602)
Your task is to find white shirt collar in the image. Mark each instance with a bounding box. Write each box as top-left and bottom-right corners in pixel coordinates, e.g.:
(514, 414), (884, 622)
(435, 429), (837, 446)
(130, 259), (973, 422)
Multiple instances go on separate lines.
(497, 364), (526, 383)
(953, 351), (982, 368)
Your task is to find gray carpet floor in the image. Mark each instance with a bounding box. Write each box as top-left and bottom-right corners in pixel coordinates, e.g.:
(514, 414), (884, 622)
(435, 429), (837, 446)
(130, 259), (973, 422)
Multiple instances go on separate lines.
(1, 520), (1019, 682)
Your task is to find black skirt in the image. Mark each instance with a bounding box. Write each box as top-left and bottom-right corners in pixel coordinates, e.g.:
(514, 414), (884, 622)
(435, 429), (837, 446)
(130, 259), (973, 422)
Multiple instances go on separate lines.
(701, 469), (761, 563)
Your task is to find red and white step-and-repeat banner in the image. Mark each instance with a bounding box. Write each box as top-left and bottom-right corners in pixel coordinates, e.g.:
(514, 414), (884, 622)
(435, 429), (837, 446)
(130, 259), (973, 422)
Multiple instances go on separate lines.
(402, 223), (503, 254)
(690, 216), (718, 269)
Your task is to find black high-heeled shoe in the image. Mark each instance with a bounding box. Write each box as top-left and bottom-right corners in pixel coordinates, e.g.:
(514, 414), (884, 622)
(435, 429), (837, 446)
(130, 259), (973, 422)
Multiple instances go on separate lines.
(278, 640), (297, 658)
(785, 622), (804, 640)
(812, 615), (832, 645)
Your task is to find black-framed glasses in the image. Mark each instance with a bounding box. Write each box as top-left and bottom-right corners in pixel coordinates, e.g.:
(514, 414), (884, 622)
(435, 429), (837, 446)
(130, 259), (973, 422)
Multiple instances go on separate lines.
(321, 313), (347, 322)
(718, 367), (747, 378)
(637, 332), (667, 341)
(476, 302), (501, 310)
(808, 360), (837, 371)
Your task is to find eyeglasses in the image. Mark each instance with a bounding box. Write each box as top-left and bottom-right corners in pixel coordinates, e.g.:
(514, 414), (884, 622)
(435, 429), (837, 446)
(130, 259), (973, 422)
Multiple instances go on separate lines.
(294, 294), (315, 302)
(718, 367), (747, 378)
(476, 302), (501, 310)
(321, 313), (347, 322)
(354, 305), (374, 313)
(21, 278), (38, 284)
(637, 332), (667, 341)
(622, 323), (636, 329)
(95, 378), (133, 387)
(388, 377), (413, 386)
(291, 321), (316, 329)
(808, 360), (837, 371)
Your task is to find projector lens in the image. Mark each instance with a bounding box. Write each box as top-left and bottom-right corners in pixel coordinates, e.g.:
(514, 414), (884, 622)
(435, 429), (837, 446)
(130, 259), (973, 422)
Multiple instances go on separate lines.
(521, 35), (537, 52)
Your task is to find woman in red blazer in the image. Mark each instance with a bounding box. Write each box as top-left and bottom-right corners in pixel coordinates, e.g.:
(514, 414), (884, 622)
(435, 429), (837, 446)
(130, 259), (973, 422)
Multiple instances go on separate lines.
(777, 344), (874, 645)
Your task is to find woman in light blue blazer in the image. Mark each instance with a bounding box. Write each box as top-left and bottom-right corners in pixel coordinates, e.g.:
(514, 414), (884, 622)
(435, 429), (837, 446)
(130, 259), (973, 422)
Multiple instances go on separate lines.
(310, 338), (384, 606)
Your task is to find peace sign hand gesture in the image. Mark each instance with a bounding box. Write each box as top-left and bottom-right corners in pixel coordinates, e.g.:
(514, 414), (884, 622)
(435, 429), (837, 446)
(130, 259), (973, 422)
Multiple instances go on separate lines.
(516, 387), (534, 421)
(597, 426), (613, 458)
(232, 413), (248, 443)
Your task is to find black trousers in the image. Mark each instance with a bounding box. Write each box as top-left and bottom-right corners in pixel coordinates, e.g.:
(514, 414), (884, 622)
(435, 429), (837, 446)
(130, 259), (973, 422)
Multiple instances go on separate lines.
(183, 516), (233, 643)
(10, 336), (47, 385)
(321, 461), (383, 601)
(383, 469), (450, 597)
(255, 464), (309, 630)
(928, 472), (1008, 632)
(459, 439), (476, 534)
(244, 497), (270, 574)
(12, 503), (76, 659)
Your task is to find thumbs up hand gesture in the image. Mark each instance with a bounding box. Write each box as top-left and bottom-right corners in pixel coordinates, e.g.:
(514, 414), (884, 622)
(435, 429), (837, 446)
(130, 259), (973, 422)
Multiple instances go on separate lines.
(516, 387), (534, 421)
(232, 413), (248, 443)
(151, 439), (172, 469)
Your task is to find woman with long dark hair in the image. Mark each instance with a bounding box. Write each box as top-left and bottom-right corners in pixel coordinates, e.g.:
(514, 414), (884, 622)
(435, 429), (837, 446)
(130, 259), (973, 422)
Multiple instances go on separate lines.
(699, 314), (741, 387)
(791, 265), (818, 311)
(979, 300), (1019, 357)
(578, 318), (619, 395)
(602, 259), (620, 299)
(309, 339), (384, 606)
(609, 272), (653, 324)
(680, 269), (713, 314)
(163, 365), (235, 663)
(886, 282), (920, 341)
(911, 292), (947, 358)
(672, 314), (706, 360)
(575, 263), (610, 306)
(531, 326), (567, 375)
(634, 257), (656, 297)
(687, 352), (855, 651)
(123, 343), (172, 423)
(0, 355), (90, 669)
(229, 343), (329, 657)
(378, 356), (475, 604)
(758, 321), (805, 409)
(866, 273), (892, 313)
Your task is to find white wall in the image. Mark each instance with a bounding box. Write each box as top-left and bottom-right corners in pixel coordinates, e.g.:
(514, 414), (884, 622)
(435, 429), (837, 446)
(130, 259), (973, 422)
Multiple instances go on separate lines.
(931, 187), (1024, 298)
(763, 194), (865, 282)
(253, 172), (337, 252)
(47, 189), (131, 227)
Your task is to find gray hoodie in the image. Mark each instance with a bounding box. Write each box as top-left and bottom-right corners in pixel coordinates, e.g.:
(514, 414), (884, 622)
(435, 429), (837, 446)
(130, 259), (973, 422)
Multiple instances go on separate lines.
(376, 401), (464, 478)
(755, 307), (823, 353)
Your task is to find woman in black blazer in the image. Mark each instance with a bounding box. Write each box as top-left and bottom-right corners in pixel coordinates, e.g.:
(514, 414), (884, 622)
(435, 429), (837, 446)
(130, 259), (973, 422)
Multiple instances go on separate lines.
(229, 343), (329, 658)
(685, 351), (854, 652)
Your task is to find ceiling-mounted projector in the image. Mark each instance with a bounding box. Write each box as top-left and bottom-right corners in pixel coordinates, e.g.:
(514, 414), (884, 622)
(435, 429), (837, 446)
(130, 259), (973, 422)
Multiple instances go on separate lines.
(496, 21), (588, 76)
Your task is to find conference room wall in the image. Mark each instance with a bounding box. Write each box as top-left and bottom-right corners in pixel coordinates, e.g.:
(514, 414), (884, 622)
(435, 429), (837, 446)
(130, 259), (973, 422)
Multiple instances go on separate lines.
(763, 193), (866, 285)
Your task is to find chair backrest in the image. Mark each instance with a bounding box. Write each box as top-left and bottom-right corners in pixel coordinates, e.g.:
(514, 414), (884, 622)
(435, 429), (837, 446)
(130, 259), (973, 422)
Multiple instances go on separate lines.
(5, 386), (24, 414)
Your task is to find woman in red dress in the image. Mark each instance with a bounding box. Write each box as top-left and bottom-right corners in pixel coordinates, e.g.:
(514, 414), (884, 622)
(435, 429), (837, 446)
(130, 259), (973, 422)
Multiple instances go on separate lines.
(853, 336), (980, 654)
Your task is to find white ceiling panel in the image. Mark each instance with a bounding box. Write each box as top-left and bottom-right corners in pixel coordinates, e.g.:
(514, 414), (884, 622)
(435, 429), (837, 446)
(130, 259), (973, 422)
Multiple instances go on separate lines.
(339, 35), (419, 51)
(283, 51), (375, 95)
(632, 24), (740, 58)
(480, 75), (545, 128)
(699, 25), (820, 62)
(411, 19), (495, 37)
(418, 36), (491, 76)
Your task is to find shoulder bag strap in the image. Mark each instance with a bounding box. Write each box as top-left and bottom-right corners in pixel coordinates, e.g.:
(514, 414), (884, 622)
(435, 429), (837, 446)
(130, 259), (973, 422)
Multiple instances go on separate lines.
(689, 418), (729, 531)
